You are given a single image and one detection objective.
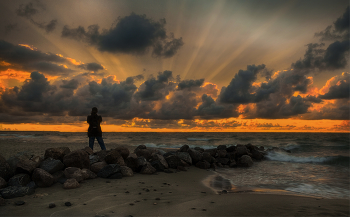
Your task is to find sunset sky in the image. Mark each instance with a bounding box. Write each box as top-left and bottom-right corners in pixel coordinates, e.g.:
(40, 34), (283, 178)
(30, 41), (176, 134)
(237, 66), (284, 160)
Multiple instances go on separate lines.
(0, 0), (349, 132)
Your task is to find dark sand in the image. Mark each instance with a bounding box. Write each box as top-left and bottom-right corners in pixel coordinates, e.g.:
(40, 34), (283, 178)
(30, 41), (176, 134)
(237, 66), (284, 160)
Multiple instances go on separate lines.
(1, 167), (348, 216)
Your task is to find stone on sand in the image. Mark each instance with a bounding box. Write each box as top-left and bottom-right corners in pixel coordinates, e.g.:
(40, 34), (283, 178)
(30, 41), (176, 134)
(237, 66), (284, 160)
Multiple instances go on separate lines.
(90, 161), (108, 174)
(63, 179), (80, 189)
(8, 174), (31, 187)
(31, 168), (54, 187)
(40, 157), (64, 174)
(44, 147), (70, 161)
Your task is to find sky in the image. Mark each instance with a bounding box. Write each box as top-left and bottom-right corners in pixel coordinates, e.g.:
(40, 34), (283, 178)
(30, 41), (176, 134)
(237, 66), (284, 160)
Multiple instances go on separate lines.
(0, 0), (349, 132)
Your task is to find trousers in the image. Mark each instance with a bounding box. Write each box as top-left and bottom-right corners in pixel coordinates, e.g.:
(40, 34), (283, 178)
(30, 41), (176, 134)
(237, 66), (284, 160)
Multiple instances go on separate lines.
(89, 136), (106, 150)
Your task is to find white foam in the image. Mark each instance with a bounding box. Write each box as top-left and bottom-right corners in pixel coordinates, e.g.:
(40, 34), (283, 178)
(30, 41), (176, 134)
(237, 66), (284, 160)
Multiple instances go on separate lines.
(286, 183), (350, 199)
(283, 143), (301, 151)
(266, 151), (332, 164)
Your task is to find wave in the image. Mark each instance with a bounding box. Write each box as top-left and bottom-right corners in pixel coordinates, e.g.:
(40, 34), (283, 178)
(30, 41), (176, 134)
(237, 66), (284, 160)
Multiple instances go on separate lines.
(285, 183), (350, 199)
(187, 138), (215, 141)
(266, 151), (350, 166)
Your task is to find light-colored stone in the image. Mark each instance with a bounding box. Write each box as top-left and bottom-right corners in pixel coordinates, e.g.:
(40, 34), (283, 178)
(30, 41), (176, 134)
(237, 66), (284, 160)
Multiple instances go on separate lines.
(63, 179), (80, 189)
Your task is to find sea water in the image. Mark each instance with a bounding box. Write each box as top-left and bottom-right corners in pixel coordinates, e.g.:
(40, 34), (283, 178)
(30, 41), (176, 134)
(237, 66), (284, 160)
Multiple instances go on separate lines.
(0, 132), (349, 199)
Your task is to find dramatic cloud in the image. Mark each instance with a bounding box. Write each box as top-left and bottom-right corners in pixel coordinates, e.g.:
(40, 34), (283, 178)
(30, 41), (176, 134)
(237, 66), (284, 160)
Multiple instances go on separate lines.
(62, 13), (183, 58)
(177, 79), (204, 90)
(0, 40), (74, 75)
(319, 78), (349, 100)
(78, 62), (104, 72)
(16, 1), (58, 33)
(4, 24), (18, 34)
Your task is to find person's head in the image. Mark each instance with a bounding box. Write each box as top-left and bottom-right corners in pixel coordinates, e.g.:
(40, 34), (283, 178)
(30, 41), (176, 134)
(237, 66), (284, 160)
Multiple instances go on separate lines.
(91, 107), (98, 114)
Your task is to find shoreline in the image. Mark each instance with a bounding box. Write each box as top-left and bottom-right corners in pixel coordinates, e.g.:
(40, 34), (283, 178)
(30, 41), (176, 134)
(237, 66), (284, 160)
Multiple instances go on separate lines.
(1, 167), (349, 216)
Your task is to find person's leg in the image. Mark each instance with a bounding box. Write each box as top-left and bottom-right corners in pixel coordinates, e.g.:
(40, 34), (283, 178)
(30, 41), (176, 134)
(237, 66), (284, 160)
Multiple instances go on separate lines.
(89, 137), (95, 150)
(96, 137), (106, 150)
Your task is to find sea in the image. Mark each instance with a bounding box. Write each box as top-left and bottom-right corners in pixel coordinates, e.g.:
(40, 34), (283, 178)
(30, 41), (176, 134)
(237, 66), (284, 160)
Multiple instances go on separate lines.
(0, 132), (349, 199)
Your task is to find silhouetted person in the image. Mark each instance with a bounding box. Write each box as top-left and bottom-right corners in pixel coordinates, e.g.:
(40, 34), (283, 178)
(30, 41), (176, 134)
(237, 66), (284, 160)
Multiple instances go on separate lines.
(87, 107), (106, 151)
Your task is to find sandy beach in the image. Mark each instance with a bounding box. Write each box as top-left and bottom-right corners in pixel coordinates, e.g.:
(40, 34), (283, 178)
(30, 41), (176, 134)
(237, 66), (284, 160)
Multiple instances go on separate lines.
(1, 166), (349, 216)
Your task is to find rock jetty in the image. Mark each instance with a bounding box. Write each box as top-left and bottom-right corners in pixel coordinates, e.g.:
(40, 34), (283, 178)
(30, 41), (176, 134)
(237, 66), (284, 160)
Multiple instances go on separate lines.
(0, 143), (267, 200)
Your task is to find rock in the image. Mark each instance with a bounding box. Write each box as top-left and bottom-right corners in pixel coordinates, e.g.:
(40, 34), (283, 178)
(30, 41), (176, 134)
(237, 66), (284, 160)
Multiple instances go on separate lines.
(179, 145), (190, 152)
(0, 177), (6, 189)
(63, 150), (89, 169)
(217, 145), (227, 150)
(30, 156), (43, 167)
(105, 149), (126, 165)
(125, 154), (138, 172)
(216, 158), (230, 165)
(226, 146), (236, 153)
(150, 154), (169, 168)
(140, 163), (156, 174)
(135, 149), (152, 160)
(217, 150), (227, 158)
(177, 166), (186, 171)
(108, 173), (123, 179)
(195, 161), (210, 169)
(176, 152), (192, 165)
(97, 164), (121, 178)
(163, 151), (177, 158)
(250, 149), (264, 161)
(64, 167), (84, 182)
(90, 161), (107, 174)
(156, 149), (166, 156)
(229, 161), (237, 168)
(15, 201), (25, 206)
(82, 147), (93, 155)
(31, 168), (54, 187)
(204, 149), (217, 157)
(136, 157), (148, 172)
(202, 152), (212, 163)
(16, 159), (38, 174)
(0, 186), (34, 199)
(65, 202), (72, 206)
(49, 203), (56, 208)
(194, 147), (204, 152)
(114, 147), (130, 160)
(44, 147), (70, 161)
(57, 177), (67, 184)
(81, 169), (97, 179)
(151, 161), (166, 172)
(134, 144), (147, 152)
(187, 149), (202, 164)
(52, 171), (64, 183)
(238, 155), (253, 167)
(120, 166), (133, 177)
(63, 179), (80, 189)
(89, 155), (100, 165)
(165, 155), (183, 169)
(95, 150), (108, 162)
(40, 158), (64, 174)
(236, 145), (249, 158)
(26, 181), (37, 190)
(8, 174), (31, 187)
(163, 169), (174, 173)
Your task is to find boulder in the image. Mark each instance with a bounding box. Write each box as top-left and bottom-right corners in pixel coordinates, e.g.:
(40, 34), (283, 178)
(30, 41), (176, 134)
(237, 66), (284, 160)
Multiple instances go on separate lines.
(95, 150), (108, 162)
(238, 155), (253, 167)
(0, 186), (35, 199)
(90, 161), (107, 174)
(82, 147), (93, 155)
(187, 149), (202, 164)
(202, 152), (212, 163)
(16, 159), (38, 174)
(8, 174), (31, 187)
(81, 169), (97, 179)
(140, 163), (156, 174)
(134, 144), (147, 152)
(63, 150), (89, 169)
(63, 179), (80, 189)
(165, 155), (183, 169)
(44, 147), (70, 161)
(135, 157), (148, 172)
(135, 149), (152, 160)
(0, 155), (12, 181)
(163, 151), (177, 158)
(229, 160), (237, 168)
(150, 161), (166, 172)
(52, 171), (64, 183)
(204, 148), (217, 157)
(64, 167), (84, 182)
(26, 181), (37, 190)
(120, 166), (133, 177)
(114, 147), (130, 160)
(40, 158), (64, 174)
(236, 145), (249, 158)
(97, 164), (121, 178)
(105, 149), (126, 165)
(156, 149), (166, 156)
(31, 168), (54, 187)
(176, 152), (192, 165)
(150, 154), (169, 168)
(195, 161), (210, 169)
(30, 156), (43, 167)
(125, 154), (138, 172)
(89, 155), (100, 165)
(250, 149), (264, 161)
(179, 145), (190, 152)
(226, 146), (236, 153)
(0, 177), (6, 189)
(194, 147), (204, 152)
(108, 173), (123, 179)
(217, 150), (227, 158)
(217, 145), (227, 150)
(216, 158), (230, 165)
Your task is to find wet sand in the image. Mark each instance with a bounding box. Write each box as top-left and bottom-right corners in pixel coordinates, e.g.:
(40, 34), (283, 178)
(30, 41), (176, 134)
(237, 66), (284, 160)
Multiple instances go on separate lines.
(1, 167), (349, 216)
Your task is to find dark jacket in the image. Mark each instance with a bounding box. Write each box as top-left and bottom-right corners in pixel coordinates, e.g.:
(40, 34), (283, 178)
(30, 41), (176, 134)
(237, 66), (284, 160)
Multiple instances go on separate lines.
(87, 114), (102, 137)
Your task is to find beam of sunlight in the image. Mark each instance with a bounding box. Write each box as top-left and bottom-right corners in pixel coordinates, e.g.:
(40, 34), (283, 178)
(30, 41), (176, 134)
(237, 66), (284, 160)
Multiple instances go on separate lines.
(207, 0), (298, 81)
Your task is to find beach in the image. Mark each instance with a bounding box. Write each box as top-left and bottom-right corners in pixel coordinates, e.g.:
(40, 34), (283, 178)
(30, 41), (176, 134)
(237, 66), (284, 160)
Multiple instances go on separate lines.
(0, 132), (349, 216)
(1, 166), (349, 216)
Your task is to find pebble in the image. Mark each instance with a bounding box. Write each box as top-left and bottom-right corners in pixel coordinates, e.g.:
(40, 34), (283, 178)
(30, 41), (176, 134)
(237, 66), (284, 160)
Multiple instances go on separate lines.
(145, 189), (150, 192)
(153, 189), (157, 191)
(211, 201), (215, 203)
(49, 203), (56, 208)
(155, 198), (160, 200)
(139, 193), (141, 195)
(169, 191), (172, 193)
(201, 191), (206, 193)
(125, 191), (129, 193)
(83, 203), (87, 205)
(15, 201), (25, 206)
(129, 203), (134, 206)
(153, 203), (157, 205)
(222, 190), (228, 194)
(106, 181), (111, 183)
(202, 209), (207, 211)
(191, 208), (196, 210)
(65, 202), (72, 206)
